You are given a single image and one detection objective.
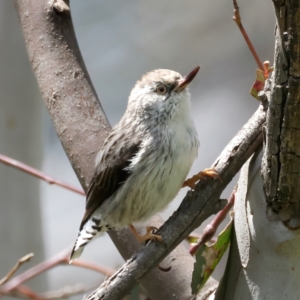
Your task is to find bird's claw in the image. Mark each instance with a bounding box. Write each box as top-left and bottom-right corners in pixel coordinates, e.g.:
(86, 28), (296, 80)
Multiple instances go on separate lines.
(183, 168), (221, 189)
(130, 224), (166, 245)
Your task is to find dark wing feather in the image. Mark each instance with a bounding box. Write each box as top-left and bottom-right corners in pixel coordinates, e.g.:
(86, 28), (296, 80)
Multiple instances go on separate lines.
(79, 142), (141, 230)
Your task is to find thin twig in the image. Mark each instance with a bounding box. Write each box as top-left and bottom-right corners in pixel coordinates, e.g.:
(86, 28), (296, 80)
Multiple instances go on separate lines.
(15, 285), (45, 300)
(71, 259), (114, 276)
(189, 188), (236, 256)
(0, 153), (85, 196)
(1, 284), (45, 300)
(232, 0), (265, 72)
(1, 249), (69, 293)
(0, 253), (34, 286)
(1, 248), (114, 294)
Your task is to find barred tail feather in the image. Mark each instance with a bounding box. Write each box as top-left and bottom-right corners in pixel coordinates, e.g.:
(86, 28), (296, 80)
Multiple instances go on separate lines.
(69, 231), (93, 263)
(69, 216), (106, 263)
(69, 242), (85, 263)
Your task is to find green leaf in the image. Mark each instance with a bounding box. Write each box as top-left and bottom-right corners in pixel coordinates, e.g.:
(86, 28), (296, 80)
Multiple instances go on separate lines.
(186, 235), (199, 244)
(191, 219), (233, 294)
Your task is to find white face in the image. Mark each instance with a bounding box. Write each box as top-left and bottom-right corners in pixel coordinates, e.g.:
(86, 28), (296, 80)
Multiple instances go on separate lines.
(128, 69), (191, 122)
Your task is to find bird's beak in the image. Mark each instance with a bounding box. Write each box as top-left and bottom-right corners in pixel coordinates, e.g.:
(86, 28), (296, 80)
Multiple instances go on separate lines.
(177, 66), (200, 91)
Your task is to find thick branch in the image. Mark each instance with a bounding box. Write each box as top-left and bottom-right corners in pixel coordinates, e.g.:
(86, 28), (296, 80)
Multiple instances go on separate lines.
(15, 0), (109, 189)
(86, 105), (266, 299)
(15, 1), (197, 299)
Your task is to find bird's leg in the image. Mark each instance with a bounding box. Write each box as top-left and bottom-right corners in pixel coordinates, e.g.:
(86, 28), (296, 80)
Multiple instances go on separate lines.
(183, 168), (221, 189)
(129, 224), (164, 243)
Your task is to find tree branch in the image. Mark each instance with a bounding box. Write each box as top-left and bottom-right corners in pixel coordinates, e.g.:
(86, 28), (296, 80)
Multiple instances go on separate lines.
(0, 253), (34, 286)
(15, 1), (198, 299)
(86, 105), (266, 299)
(0, 153), (85, 195)
(1, 248), (113, 294)
(189, 188), (236, 256)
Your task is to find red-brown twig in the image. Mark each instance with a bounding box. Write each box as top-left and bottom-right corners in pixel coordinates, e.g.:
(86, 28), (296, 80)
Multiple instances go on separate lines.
(0, 253), (34, 286)
(0, 153), (85, 196)
(15, 285), (45, 300)
(71, 259), (114, 276)
(1, 248), (114, 295)
(189, 188), (236, 256)
(232, 0), (265, 72)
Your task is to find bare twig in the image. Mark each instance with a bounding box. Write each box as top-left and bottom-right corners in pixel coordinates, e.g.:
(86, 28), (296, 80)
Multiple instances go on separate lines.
(1, 284), (45, 300)
(71, 259), (114, 276)
(15, 285), (45, 300)
(2, 249), (69, 293)
(0, 153), (85, 196)
(1, 248), (113, 294)
(232, 0), (265, 72)
(0, 253), (34, 286)
(85, 105), (265, 299)
(189, 189), (236, 256)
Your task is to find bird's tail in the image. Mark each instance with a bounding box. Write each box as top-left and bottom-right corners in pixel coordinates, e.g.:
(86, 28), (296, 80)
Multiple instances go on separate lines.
(69, 240), (85, 263)
(69, 219), (106, 263)
(69, 233), (90, 263)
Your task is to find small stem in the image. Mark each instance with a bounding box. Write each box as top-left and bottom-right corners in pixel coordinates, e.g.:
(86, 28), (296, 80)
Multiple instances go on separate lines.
(71, 259), (114, 276)
(0, 153), (85, 196)
(1, 248), (114, 295)
(0, 253), (34, 286)
(1, 249), (70, 293)
(232, 0), (265, 72)
(189, 188), (236, 256)
(15, 285), (46, 300)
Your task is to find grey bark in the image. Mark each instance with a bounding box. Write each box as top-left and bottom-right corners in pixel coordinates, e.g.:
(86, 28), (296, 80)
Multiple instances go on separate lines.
(0, 0), (46, 293)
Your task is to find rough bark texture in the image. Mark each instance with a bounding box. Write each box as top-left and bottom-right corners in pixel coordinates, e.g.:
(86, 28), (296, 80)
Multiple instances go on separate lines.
(15, 1), (199, 299)
(215, 2), (300, 299)
(262, 0), (300, 227)
(86, 105), (265, 300)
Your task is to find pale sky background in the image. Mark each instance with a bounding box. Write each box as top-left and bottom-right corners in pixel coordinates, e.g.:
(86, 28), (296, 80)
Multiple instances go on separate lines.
(0, 0), (275, 298)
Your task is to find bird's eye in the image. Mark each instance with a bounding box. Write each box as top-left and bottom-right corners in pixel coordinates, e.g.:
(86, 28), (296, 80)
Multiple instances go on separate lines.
(156, 85), (167, 95)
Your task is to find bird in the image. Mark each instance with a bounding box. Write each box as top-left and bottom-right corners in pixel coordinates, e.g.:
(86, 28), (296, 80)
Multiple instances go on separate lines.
(70, 66), (217, 263)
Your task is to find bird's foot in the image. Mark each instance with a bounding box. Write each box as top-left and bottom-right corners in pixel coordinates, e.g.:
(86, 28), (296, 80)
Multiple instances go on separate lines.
(183, 168), (221, 189)
(130, 224), (164, 244)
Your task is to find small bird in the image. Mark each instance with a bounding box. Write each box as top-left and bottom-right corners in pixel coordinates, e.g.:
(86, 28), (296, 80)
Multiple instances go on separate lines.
(70, 66), (214, 262)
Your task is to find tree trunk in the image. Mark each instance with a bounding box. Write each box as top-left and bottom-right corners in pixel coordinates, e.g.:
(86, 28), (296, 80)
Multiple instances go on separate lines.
(215, 1), (300, 299)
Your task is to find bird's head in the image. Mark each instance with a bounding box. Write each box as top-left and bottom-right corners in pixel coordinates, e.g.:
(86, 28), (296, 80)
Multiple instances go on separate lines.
(127, 66), (200, 122)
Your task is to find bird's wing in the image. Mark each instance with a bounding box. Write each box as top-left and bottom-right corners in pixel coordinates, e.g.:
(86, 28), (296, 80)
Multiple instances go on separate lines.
(79, 138), (141, 229)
